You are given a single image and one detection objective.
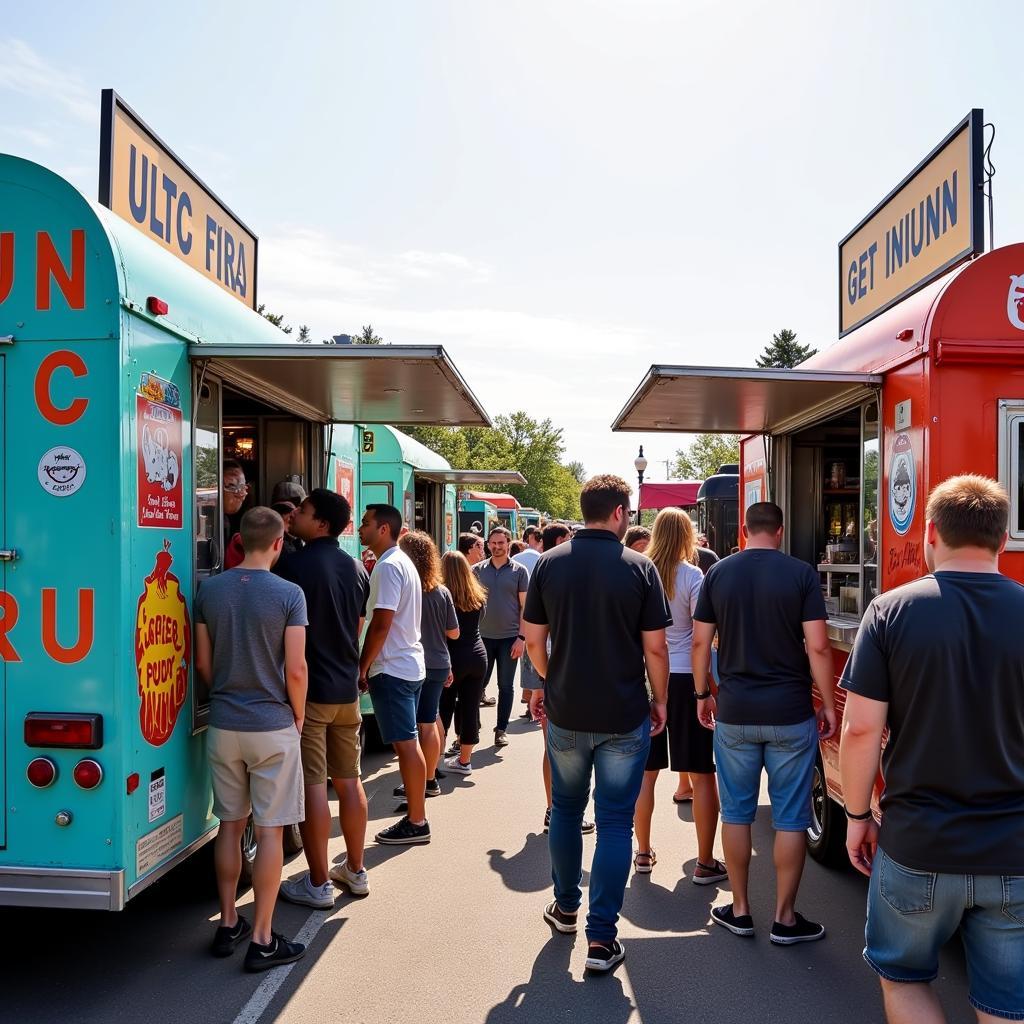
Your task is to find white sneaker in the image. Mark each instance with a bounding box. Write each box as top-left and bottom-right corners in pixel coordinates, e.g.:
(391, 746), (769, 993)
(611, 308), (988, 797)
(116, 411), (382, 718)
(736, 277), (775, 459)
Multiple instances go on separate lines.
(279, 870), (336, 909)
(443, 755), (473, 775)
(329, 858), (370, 898)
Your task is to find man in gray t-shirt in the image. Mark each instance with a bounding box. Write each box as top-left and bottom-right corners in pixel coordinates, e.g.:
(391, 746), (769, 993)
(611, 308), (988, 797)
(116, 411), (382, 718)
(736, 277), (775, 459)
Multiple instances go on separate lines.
(194, 507), (310, 971)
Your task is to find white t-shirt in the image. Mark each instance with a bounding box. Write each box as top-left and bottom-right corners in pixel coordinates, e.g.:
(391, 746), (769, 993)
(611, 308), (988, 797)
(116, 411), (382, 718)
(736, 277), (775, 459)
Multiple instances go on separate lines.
(367, 546), (425, 681)
(665, 561), (705, 673)
(513, 548), (541, 576)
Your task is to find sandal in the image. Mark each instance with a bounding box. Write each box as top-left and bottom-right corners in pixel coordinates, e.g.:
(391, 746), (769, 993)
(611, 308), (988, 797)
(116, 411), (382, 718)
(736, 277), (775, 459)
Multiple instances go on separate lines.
(633, 849), (656, 874)
(691, 858), (728, 886)
(672, 792), (693, 804)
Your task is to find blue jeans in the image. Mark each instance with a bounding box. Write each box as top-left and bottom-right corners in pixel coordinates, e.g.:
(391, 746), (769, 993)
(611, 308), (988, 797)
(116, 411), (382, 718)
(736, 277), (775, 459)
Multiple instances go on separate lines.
(482, 636), (517, 732)
(546, 718), (651, 944)
(713, 716), (818, 831)
(865, 848), (1024, 1020)
(367, 673), (423, 744)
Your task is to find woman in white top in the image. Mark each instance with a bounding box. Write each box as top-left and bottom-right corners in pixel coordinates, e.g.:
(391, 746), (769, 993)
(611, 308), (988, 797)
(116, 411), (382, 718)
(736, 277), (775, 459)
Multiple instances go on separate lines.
(632, 508), (726, 885)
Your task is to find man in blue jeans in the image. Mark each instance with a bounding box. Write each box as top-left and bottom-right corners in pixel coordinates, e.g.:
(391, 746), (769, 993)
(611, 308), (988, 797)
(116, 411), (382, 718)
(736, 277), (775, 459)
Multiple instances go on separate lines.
(840, 476), (1024, 1024)
(692, 501), (836, 945)
(524, 475), (670, 973)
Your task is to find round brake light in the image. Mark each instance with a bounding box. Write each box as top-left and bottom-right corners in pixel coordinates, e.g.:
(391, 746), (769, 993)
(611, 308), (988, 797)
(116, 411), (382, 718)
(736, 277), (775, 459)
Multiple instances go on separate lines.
(27, 757), (57, 788)
(73, 758), (103, 790)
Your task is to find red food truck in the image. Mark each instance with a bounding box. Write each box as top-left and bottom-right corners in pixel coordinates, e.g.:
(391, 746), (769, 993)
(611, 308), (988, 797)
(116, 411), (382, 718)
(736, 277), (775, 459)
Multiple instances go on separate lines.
(613, 111), (1023, 864)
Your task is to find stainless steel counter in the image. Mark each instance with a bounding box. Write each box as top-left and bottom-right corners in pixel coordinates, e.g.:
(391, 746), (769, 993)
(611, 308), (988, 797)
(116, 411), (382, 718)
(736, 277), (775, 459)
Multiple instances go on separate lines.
(826, 615), (861, 647)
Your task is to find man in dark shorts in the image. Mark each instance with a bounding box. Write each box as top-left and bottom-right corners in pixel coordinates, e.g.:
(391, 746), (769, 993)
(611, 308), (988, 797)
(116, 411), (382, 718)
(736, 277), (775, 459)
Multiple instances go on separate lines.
(525, 475), (670, 973)
(693, 501), (836, 945)
(194, 507), (309, 972)
(278, 489), (371, 905)
(840, 475), (1024, 1024)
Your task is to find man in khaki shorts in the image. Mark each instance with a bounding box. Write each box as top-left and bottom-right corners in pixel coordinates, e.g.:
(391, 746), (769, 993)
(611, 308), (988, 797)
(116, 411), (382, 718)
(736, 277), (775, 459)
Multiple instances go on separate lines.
(194, 506), (309, 972)
(278, 489), (372, 905)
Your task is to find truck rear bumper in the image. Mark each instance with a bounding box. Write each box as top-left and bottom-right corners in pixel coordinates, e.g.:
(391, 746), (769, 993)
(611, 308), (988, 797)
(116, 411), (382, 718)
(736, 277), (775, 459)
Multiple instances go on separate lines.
(0, 865), (125, 910)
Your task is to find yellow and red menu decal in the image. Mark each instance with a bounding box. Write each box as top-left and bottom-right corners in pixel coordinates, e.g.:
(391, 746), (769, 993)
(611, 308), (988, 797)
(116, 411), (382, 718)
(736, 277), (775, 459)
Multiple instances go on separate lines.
(135, 541), (191, 746)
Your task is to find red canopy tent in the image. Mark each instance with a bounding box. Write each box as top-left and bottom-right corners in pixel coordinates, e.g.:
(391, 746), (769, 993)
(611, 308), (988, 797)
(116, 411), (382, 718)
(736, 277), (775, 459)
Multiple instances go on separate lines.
(638, 481), (700, 511)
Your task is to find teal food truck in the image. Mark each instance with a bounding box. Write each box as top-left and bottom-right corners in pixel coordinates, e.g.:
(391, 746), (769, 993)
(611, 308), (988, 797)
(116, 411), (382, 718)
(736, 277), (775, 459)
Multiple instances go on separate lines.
(0, 141), (492, 908)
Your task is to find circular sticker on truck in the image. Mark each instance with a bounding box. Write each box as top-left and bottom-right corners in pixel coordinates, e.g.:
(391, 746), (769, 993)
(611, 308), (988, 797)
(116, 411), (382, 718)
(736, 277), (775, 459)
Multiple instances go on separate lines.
(38, 446), (87, 497)
(889, 433), (915, 536)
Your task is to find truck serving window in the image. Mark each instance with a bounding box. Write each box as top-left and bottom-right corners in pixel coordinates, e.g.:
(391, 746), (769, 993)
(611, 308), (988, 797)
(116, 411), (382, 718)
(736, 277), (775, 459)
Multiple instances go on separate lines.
(998, 400), (1024, 548)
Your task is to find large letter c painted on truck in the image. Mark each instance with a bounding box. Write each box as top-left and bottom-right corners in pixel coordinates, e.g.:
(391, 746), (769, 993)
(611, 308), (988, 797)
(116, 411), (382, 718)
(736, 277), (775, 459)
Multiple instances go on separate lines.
(35, 351), (88, 425)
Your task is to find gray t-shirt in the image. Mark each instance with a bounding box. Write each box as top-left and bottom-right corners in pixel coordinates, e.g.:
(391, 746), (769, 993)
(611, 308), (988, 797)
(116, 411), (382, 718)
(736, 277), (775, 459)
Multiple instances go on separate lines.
(194, 568), (308, 732)
(421, 585), (459, 672)
(473, 558), (529, 639)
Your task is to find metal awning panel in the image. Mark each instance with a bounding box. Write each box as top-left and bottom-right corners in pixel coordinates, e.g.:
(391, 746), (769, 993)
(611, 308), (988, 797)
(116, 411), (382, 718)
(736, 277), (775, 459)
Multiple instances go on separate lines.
(188, 343), (491, 426)
(613, 365), (883, 435)
(415, 469), (527, 486)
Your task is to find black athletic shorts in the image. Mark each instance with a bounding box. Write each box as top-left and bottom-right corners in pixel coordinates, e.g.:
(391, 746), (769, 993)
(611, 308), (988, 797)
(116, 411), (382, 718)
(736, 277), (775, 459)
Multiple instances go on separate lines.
(646, 672), (715, 774)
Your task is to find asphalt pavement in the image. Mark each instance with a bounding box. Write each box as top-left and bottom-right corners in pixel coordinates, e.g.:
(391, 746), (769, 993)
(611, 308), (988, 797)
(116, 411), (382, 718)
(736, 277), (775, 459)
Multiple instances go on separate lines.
(3, 691), (973, 1024)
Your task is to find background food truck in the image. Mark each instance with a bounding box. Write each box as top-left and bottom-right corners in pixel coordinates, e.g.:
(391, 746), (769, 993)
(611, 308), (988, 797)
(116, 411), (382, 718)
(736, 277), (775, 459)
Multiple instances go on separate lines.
(457, 491), (522, 536)
(0, 154), (493, 909)
(613, 240), (1024, 863)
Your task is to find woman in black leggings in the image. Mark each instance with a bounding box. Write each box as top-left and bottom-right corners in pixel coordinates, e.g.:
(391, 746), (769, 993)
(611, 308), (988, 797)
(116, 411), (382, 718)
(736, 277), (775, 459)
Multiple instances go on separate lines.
(439, 550), (488, 775)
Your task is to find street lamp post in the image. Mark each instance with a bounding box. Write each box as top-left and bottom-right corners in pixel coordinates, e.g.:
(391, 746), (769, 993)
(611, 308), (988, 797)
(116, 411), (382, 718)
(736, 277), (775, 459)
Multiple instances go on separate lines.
(633, 445), (648, 522)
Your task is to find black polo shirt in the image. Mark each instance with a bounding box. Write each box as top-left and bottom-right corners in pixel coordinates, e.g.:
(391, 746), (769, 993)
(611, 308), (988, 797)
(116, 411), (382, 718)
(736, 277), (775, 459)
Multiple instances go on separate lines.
(523, 529), (672, 733)
(280, 536), (369, 704)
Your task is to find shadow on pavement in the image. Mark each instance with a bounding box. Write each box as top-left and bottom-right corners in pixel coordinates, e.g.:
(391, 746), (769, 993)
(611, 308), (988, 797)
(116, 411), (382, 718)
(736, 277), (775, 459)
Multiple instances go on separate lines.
(487, 832), (592, 894)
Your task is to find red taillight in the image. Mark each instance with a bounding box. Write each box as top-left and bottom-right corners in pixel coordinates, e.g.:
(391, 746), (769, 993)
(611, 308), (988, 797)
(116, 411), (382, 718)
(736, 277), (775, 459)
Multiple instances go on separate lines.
(27, 757), (57, 788)
(147, 296), (169, 315)
(73, 759), (103, 790)
(126, 772), (140, 795)
(24, 713), (103, 749)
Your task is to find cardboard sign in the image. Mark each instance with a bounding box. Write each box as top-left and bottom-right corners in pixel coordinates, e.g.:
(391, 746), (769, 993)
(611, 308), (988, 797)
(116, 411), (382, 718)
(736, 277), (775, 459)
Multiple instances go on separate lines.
(137, 395), (183, 528)
(335, 459), (355, 536)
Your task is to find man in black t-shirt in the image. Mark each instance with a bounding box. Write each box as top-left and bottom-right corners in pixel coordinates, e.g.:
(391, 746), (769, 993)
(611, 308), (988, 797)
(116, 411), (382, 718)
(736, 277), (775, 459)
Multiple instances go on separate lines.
(277, 489), (372, 908)
(524, 475), (671, 974)
(841, 475), (1024, 1024)
(692, 501), (836, 946)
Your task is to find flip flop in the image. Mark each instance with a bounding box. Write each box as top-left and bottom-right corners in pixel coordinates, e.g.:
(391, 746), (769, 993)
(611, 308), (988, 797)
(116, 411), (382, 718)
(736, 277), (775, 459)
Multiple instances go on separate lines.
(672, 793), (693, 804)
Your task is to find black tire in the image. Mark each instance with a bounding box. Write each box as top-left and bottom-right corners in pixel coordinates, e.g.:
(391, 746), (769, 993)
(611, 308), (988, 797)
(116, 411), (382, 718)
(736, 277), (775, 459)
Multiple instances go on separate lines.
(806, 754), (849, 868)
(283, 823), (304, 857)
(238, 815), (258, 888)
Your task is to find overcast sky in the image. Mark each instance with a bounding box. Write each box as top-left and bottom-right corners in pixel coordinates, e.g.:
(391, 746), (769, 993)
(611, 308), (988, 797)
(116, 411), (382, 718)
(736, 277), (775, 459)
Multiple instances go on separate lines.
(3, 2), (1022, 483)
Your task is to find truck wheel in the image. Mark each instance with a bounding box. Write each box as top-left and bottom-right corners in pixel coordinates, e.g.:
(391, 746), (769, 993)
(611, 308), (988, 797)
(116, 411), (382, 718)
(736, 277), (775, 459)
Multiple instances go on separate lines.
(806, 755), (848, 868)
(283, 823), (304, 857)
(238, 815), (258, 887)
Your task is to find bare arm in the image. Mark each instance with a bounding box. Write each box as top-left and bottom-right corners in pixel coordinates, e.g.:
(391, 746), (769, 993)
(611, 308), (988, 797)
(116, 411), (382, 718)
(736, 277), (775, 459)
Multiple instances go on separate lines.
(523, 621), (549, 680)
(284, 625), (308, 731)
(839, 691), (887, 875)
(195, 623), (213, 690)
(359, 609), (395, 680)
(446, 627), (461, 640)
(642, 628), (669, 737)
(691, 620), (716, 697)
(802, 618), (837, 738)
(511, 591), (528, 659)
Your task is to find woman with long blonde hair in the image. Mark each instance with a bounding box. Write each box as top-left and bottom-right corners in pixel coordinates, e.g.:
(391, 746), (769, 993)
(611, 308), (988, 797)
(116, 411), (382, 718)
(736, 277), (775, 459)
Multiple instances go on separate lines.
(632, 508), (726, 885)
(399, 531), (459, 798)
(438, 550), (489, 773)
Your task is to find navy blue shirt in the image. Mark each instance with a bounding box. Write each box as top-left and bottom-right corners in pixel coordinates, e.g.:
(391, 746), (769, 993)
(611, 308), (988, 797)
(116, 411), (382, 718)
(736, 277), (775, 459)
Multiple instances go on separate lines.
(281, 536), (369, 704)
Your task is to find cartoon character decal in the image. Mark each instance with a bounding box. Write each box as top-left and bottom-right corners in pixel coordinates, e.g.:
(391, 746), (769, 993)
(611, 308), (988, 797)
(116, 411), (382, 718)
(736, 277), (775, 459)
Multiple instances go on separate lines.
(135, 541), (191, 746)
(142, 425), (180, 491)
(137, 394), (184, 528)
(1008, 274), (1024, 332)
(888, 432), (916, 537)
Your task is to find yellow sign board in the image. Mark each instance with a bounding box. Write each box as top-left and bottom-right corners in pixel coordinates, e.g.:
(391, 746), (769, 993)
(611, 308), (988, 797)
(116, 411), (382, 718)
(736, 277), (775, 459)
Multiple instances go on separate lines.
(99, 90), (258, 308)
(839, 111), (983, 336)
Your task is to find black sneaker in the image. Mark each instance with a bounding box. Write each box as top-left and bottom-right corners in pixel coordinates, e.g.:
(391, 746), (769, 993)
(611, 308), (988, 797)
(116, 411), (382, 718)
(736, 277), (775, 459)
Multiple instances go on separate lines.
(770, 912), (825, 945)
(210, 915), (252, 957)
(544, 808), (596, 834)
(711, 904), (755, 937)
(375, 815), (431, 845)
(393, 780), (440, 798)
(585, 940), (626, 972)
(542, 900), (578, 934)
(243, 932), (306, 972)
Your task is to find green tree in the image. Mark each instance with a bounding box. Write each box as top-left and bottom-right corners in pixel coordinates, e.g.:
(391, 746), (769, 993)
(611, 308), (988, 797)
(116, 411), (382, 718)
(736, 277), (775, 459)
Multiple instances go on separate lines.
(671, 434), (740, 481)
(354, 324), (383, 345)
(755, 328), (816, 368)
(297, 324), (311, 343)
(566, 460), (587, 484)
(256, 304), (292, 334)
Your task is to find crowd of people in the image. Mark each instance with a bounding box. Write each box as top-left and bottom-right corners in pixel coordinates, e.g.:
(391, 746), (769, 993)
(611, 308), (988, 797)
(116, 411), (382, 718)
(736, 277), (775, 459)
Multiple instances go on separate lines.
(193, 467), (1024, 1024)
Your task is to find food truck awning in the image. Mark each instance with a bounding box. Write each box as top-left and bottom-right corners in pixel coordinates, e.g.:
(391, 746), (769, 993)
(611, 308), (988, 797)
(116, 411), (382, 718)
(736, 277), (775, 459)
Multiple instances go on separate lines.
(639, 481), (701, 511)
(416, 470), (527, 486)
(612, 366), (883, 435)
(188, 343), (491, 426)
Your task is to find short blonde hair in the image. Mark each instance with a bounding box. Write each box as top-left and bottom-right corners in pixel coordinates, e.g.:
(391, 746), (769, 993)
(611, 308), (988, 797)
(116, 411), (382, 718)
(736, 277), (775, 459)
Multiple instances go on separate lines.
(926, 475), (1008, 553)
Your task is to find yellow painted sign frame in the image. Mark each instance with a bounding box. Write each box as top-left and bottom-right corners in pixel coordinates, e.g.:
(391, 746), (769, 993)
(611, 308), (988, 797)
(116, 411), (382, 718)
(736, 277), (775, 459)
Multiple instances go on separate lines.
(838, 110), (984, 337)
(98, 90), (258, 309)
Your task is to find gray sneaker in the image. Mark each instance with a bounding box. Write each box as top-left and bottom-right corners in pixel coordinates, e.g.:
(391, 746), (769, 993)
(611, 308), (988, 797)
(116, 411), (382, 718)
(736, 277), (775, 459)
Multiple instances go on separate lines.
(494, 730), (510, 748)
(329, 858), (370, 898)
(279, 870), (336, 909)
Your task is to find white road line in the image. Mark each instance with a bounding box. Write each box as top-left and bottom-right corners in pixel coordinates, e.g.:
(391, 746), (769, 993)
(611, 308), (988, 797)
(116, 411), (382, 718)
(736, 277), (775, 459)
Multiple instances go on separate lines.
(232, 909), (331, 1024)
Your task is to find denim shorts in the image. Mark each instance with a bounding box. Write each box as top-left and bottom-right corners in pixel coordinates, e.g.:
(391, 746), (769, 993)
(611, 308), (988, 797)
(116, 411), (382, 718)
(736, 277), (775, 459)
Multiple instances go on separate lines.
(417, 668), (448, 724)
(367, 673), (424, 744)
(520, 653), (541, 689)
(713, 716), (817, 831)
(865, 848), (1024, 1020)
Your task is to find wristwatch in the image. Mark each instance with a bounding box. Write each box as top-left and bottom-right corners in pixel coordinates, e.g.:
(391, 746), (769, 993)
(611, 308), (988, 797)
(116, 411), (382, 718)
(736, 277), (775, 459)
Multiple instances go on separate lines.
(845, 807), (873, 821)
(694, 689), (713, 700)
